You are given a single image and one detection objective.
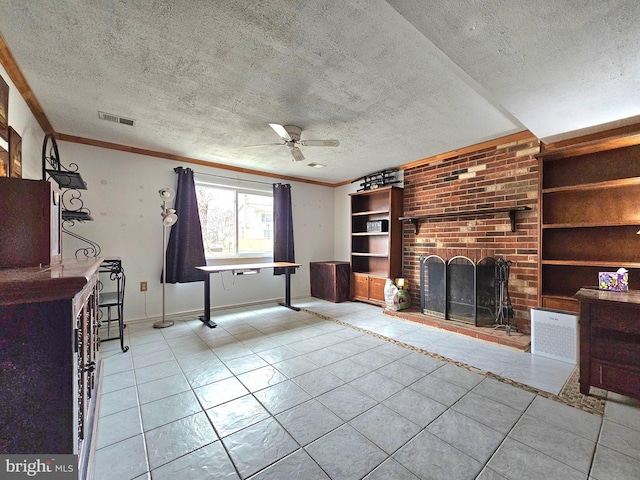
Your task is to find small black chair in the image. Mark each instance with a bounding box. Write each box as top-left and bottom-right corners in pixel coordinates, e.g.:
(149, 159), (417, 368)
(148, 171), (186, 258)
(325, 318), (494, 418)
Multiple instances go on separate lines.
(98, 259), (129, 352)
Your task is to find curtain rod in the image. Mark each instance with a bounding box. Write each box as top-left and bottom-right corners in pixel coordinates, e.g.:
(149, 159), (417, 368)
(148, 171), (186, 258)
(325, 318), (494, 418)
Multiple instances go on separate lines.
(193, 171), (274, 186)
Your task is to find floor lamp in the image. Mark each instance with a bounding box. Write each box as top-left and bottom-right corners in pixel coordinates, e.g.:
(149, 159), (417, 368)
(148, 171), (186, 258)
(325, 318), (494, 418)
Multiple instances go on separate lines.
(154, 187), (178, 329)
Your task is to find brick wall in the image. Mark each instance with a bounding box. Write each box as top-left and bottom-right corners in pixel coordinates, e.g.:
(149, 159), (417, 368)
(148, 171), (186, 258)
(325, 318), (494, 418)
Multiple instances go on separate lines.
(402, 136), (540, 332)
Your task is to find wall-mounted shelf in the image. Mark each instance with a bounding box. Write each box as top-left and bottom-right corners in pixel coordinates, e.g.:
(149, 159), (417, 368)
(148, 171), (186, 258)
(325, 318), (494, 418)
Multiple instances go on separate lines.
(42, 133), (100, 258)
(399, 206), (531, 234)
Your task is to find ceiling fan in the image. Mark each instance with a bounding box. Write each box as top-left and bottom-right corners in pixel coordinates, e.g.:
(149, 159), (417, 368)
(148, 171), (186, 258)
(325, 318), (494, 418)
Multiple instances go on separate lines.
(247, 123), (340, 162)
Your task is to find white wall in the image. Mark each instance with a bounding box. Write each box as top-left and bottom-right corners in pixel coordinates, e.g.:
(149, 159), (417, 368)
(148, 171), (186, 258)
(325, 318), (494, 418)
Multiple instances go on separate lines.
(57, 141), (336, 321)
(333, 183), (358, 261)
(0, 65), (45, 179)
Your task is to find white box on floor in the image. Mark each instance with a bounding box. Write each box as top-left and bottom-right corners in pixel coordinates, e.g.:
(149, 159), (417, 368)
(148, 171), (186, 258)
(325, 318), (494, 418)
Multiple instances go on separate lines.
(530, 307), (578, 364)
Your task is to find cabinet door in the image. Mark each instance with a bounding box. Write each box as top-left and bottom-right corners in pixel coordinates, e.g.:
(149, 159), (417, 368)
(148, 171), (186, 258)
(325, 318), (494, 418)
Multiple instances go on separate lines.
(368, 276), (387, 302)
(352, 273), (369, 300)
(310, 263), (332, 300)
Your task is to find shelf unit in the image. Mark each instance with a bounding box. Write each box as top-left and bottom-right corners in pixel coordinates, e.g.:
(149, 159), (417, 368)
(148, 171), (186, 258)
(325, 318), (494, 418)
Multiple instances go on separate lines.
(349, 186), (403, 305)
(42, 133), (100, 258)
(538, 135), (640, 312)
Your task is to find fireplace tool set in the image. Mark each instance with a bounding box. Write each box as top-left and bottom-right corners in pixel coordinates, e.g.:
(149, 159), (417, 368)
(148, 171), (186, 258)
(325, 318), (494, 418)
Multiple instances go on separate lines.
(494, 258), (515, 335)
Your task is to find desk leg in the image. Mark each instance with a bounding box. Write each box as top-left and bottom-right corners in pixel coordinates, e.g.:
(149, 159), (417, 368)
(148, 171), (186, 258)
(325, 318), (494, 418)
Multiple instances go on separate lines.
(278, 268), (300, 312)
(199, 275), (217, 328)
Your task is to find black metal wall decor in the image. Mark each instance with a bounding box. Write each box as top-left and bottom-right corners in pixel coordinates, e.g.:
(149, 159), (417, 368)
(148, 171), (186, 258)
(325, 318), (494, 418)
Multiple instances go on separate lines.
(352, 168), (400, 191)
(42, 133), (100, 258)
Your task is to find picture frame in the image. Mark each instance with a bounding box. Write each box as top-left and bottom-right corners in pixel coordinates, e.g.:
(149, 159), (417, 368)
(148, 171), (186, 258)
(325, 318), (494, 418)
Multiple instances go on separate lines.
(0, 75), (8, 141)
(8, 127), (22, 178)
(0, 144), (8, 177)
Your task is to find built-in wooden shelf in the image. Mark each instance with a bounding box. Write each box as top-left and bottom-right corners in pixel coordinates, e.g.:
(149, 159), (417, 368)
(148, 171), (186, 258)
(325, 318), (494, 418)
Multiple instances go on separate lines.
(399, 206), (531, 234)
(350, 186), (403, 305)
(352, 209), (389, 216)
(537, 132), (640, 160)
(538, 133), (640, 312)
(542, 222), (640, 229)
(542, 177), (640, 194)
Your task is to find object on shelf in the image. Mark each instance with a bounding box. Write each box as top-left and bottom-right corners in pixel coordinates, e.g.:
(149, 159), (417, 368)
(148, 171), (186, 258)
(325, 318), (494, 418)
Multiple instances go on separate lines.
(352, 168), (400, 191)
(366, 220), (388, 232)
(599, 268), (629, 291)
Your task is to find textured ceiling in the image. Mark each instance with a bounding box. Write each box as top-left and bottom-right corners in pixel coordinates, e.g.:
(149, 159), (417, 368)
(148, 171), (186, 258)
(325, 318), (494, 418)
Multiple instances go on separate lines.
(0, 1), (638, 184)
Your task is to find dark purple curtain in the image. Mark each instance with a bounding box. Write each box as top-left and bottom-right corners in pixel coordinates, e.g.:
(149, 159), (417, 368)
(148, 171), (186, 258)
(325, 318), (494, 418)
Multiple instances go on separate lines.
(165, 167), (207, 283)
(273, 183), (295, 275)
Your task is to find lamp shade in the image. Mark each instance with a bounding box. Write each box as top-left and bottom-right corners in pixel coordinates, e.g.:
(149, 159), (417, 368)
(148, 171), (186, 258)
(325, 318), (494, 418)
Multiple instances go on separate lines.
(159, 187), (175, 201)
(162, 213), (178, 226)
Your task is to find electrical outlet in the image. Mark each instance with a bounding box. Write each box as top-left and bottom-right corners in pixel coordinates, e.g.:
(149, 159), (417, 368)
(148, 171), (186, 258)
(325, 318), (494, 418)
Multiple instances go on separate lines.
(140, 281), (147, 292)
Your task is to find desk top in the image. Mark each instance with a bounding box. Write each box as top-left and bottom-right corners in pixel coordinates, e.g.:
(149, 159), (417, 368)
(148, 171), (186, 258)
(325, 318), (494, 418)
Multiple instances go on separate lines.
(196, 262), (301, 274)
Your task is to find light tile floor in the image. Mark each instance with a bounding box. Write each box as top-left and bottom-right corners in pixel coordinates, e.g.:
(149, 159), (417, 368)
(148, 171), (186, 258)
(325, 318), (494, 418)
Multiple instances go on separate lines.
(94, 298), (640, 480)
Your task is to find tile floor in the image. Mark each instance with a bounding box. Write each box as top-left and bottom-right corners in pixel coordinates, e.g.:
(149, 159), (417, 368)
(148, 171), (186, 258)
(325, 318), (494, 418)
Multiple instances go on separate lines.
(94, 298), (640, 480)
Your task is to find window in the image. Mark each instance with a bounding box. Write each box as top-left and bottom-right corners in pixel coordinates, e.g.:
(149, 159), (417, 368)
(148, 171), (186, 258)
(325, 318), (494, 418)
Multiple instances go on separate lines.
(196, 182), (273, 258)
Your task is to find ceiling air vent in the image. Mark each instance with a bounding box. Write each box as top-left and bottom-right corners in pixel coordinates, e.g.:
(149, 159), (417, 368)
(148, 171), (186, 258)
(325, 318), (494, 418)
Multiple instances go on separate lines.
(98, 111), (136, 127)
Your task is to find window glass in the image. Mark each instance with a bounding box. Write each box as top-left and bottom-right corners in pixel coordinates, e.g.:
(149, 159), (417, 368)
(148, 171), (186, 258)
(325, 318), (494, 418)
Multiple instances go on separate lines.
(196, 182), (273, 258)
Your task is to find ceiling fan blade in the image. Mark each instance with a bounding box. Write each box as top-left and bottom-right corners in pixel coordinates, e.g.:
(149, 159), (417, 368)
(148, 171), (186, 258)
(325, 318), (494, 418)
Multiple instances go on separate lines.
(299, 139), (340, 147)
(244, 143), (284, 148)
(290, 146), (305, 162)
(269, 123), (292, 141)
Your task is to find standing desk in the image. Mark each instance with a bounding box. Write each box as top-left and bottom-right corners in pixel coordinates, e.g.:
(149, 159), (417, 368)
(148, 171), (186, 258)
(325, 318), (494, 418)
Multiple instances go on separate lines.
(195, 262), (302, 328)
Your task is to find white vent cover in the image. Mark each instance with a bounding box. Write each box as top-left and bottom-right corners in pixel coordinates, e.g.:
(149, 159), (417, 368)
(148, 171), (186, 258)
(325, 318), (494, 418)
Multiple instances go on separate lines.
(531, 307), (578, 364)
(98, 111), (135, 127)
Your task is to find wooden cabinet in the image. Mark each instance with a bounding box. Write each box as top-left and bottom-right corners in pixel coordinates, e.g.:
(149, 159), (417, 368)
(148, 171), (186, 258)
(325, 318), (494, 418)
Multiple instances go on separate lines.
(575, 287), (640, 401)
(0, 258), (102, 478)
(538, 135), (640, 312)
(310, 261), (351, 302)
(350, 186), (403, 305)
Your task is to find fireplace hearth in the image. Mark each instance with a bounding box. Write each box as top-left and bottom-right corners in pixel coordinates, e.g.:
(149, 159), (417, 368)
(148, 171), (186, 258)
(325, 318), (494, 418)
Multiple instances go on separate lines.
(420, 254), (498, 326)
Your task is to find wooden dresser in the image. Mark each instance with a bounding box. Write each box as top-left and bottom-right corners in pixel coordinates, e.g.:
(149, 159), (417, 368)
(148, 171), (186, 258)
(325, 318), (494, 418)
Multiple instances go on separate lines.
(575, 287), (640, 401)
(0, 258), (102, 478)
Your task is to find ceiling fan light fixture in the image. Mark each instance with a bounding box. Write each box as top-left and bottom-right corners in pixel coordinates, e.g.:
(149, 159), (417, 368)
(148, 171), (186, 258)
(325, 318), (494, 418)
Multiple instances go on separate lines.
(290, 146), (305, 162)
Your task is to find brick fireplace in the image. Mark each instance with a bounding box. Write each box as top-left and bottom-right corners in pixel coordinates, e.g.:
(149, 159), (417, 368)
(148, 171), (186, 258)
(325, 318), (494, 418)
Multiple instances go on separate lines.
(401, 134), (539, 333)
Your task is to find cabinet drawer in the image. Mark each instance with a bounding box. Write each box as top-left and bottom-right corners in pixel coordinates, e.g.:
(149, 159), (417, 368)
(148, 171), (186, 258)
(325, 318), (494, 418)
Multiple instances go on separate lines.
(542, 296), (579, 313)
(590, 359), (640, 400)
(591, 304), (640, 333)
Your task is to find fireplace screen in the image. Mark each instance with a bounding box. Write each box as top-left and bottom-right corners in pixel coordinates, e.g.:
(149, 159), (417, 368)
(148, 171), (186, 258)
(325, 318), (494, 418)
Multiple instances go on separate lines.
(447, 256), (475, 323)
(420, 255), (446, 318)
(420, 254), (498, 326)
